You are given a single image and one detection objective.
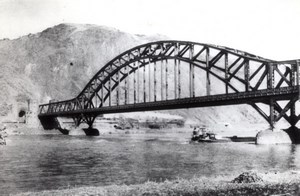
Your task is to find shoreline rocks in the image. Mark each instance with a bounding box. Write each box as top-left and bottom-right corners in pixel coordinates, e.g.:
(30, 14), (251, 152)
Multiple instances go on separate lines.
(232, 172), (263, 183)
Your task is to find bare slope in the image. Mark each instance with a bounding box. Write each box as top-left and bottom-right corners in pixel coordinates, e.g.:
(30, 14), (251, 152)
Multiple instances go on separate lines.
(0, 23), (165, 121)
(0, 23), (263, 127)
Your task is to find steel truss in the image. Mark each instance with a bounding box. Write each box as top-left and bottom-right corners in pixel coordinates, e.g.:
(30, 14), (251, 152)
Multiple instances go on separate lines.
(38, 41), (300, 130)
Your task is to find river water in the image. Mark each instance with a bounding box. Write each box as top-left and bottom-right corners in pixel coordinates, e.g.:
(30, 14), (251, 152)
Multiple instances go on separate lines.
(1, 132), (300, 195)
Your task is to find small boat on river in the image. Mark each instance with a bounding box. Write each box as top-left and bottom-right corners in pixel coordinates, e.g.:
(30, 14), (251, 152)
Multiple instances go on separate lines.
(191, 132), (230, 143)
(190, 127), (255, 143)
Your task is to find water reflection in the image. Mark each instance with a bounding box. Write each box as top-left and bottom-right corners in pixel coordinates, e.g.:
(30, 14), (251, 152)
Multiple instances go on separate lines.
(1, 134), (300, 195)
(288, 145), (298, 168)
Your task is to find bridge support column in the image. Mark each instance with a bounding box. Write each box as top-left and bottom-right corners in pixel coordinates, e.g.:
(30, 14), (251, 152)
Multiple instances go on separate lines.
(206, 48), (211, 96)
(143, 60), (146, 102)
(284, 98), (300, 143)
(109, 74), (112, 106)
(101, 85), (104, 107)
(39, 116), (61, 130)
(137, 61), (140, 103)
(189, 44), (195, 97)
(83, 115), (99, 136)
(154, 61), (157, 101)
(267, 62), (275, 89)
(161, 60), (164, 100)
(174, 43), (178, 99)
(84, 115), (96, 128)
(117, 70), (120, 106)
(269, 99), (275, 129)
(148, 59), (151, 102)
(125, 65), (129, 104)
(73, 116), (82, 127)
(178, 55), (181, 98)
(174, 57), (177, 99)
(39, 116), (70, 135)
(284, 103), (300, 143)
(296, 60), (300, 98)
(224, 53), (229, 94)
(73, 114), (99, 136)
(267, 63), (275, 130)
(244, 60), (250, 92)
(134, 62), (137, 104)
(165, 59), (168, 100)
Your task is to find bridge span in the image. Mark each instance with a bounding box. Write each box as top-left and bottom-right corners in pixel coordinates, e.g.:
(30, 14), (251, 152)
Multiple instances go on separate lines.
(38, 41), (300, 139)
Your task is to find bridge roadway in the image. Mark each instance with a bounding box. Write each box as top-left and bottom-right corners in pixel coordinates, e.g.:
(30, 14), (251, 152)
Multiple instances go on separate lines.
(38, 86), (299, 118)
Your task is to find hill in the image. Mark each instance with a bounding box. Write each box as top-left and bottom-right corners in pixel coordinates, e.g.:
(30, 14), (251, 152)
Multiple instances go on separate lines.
(0, 23), (264, 130)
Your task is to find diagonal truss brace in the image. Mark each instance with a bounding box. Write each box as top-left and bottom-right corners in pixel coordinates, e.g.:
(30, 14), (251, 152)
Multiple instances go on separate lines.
(250, 97), (300, 128)
(73, 114), (97, 128)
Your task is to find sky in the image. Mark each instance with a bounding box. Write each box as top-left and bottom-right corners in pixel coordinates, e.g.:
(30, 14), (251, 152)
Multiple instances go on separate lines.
(0, 0), (299, 60)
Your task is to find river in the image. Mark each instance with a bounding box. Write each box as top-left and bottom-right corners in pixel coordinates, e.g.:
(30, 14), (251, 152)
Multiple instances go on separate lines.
(0, 132), (300, 195)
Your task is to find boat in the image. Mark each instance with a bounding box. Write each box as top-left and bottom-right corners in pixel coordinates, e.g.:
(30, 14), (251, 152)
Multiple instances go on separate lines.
(227, 136), (256, 142)
(196, 138), (230, 143)
(191, 132), (230, 143)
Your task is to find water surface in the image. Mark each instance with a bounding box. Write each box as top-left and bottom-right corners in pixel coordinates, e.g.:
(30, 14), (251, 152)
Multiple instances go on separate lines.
(0, 132), (300, 195)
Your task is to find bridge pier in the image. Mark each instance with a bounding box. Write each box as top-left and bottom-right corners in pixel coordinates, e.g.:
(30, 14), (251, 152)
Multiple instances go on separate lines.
(39, 114), (100, 136)
(39, 116), (61, 130)
(284, 126), (300, 144)
(82, 127), (100, 136)
(251, 97), (300, 143)
(39, 116), (69, 135)
(72, 114), (99, 136)
(283, 103), (300, 143)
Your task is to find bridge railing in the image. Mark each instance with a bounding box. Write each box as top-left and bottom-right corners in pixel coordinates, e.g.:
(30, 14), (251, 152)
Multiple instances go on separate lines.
(39, 99), (76, 115)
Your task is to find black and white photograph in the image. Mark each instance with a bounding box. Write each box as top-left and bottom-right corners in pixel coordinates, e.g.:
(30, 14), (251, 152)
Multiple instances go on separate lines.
(0, 0), (300, 195)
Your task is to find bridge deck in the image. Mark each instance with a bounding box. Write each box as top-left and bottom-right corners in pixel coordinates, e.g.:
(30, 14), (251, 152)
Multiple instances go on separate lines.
(38, 86), (299, 117)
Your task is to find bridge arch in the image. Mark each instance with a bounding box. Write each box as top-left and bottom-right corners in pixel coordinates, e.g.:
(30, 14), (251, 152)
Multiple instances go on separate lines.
(38, 40), (300, 134)
(76, 40), (280, 110)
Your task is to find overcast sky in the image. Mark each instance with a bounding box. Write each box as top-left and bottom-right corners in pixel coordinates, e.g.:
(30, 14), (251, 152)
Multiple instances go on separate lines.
(0, 0), (299, 60)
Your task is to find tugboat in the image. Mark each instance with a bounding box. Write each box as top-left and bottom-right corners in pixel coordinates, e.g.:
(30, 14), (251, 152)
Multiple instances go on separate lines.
(191, 127), (230, 143)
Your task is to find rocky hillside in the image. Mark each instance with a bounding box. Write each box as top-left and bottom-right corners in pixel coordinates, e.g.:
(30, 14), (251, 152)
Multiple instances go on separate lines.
(0, 23), (264, 128)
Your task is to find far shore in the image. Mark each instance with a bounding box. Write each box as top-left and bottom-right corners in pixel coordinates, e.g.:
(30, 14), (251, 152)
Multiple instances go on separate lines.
(0, 119), (268, 139)
(13, 171), (300, 196)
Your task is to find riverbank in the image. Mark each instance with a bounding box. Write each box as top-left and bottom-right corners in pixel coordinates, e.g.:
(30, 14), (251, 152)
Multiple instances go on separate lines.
(1, 112), (267, 137)
(14, 171), (300, 196)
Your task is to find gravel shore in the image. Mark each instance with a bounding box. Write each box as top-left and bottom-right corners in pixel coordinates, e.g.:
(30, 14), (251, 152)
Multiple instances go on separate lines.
(13, 171), (300, 196)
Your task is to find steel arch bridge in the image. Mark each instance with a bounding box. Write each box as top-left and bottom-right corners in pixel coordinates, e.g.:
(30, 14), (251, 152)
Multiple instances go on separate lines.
(38, 40), (300, 137)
